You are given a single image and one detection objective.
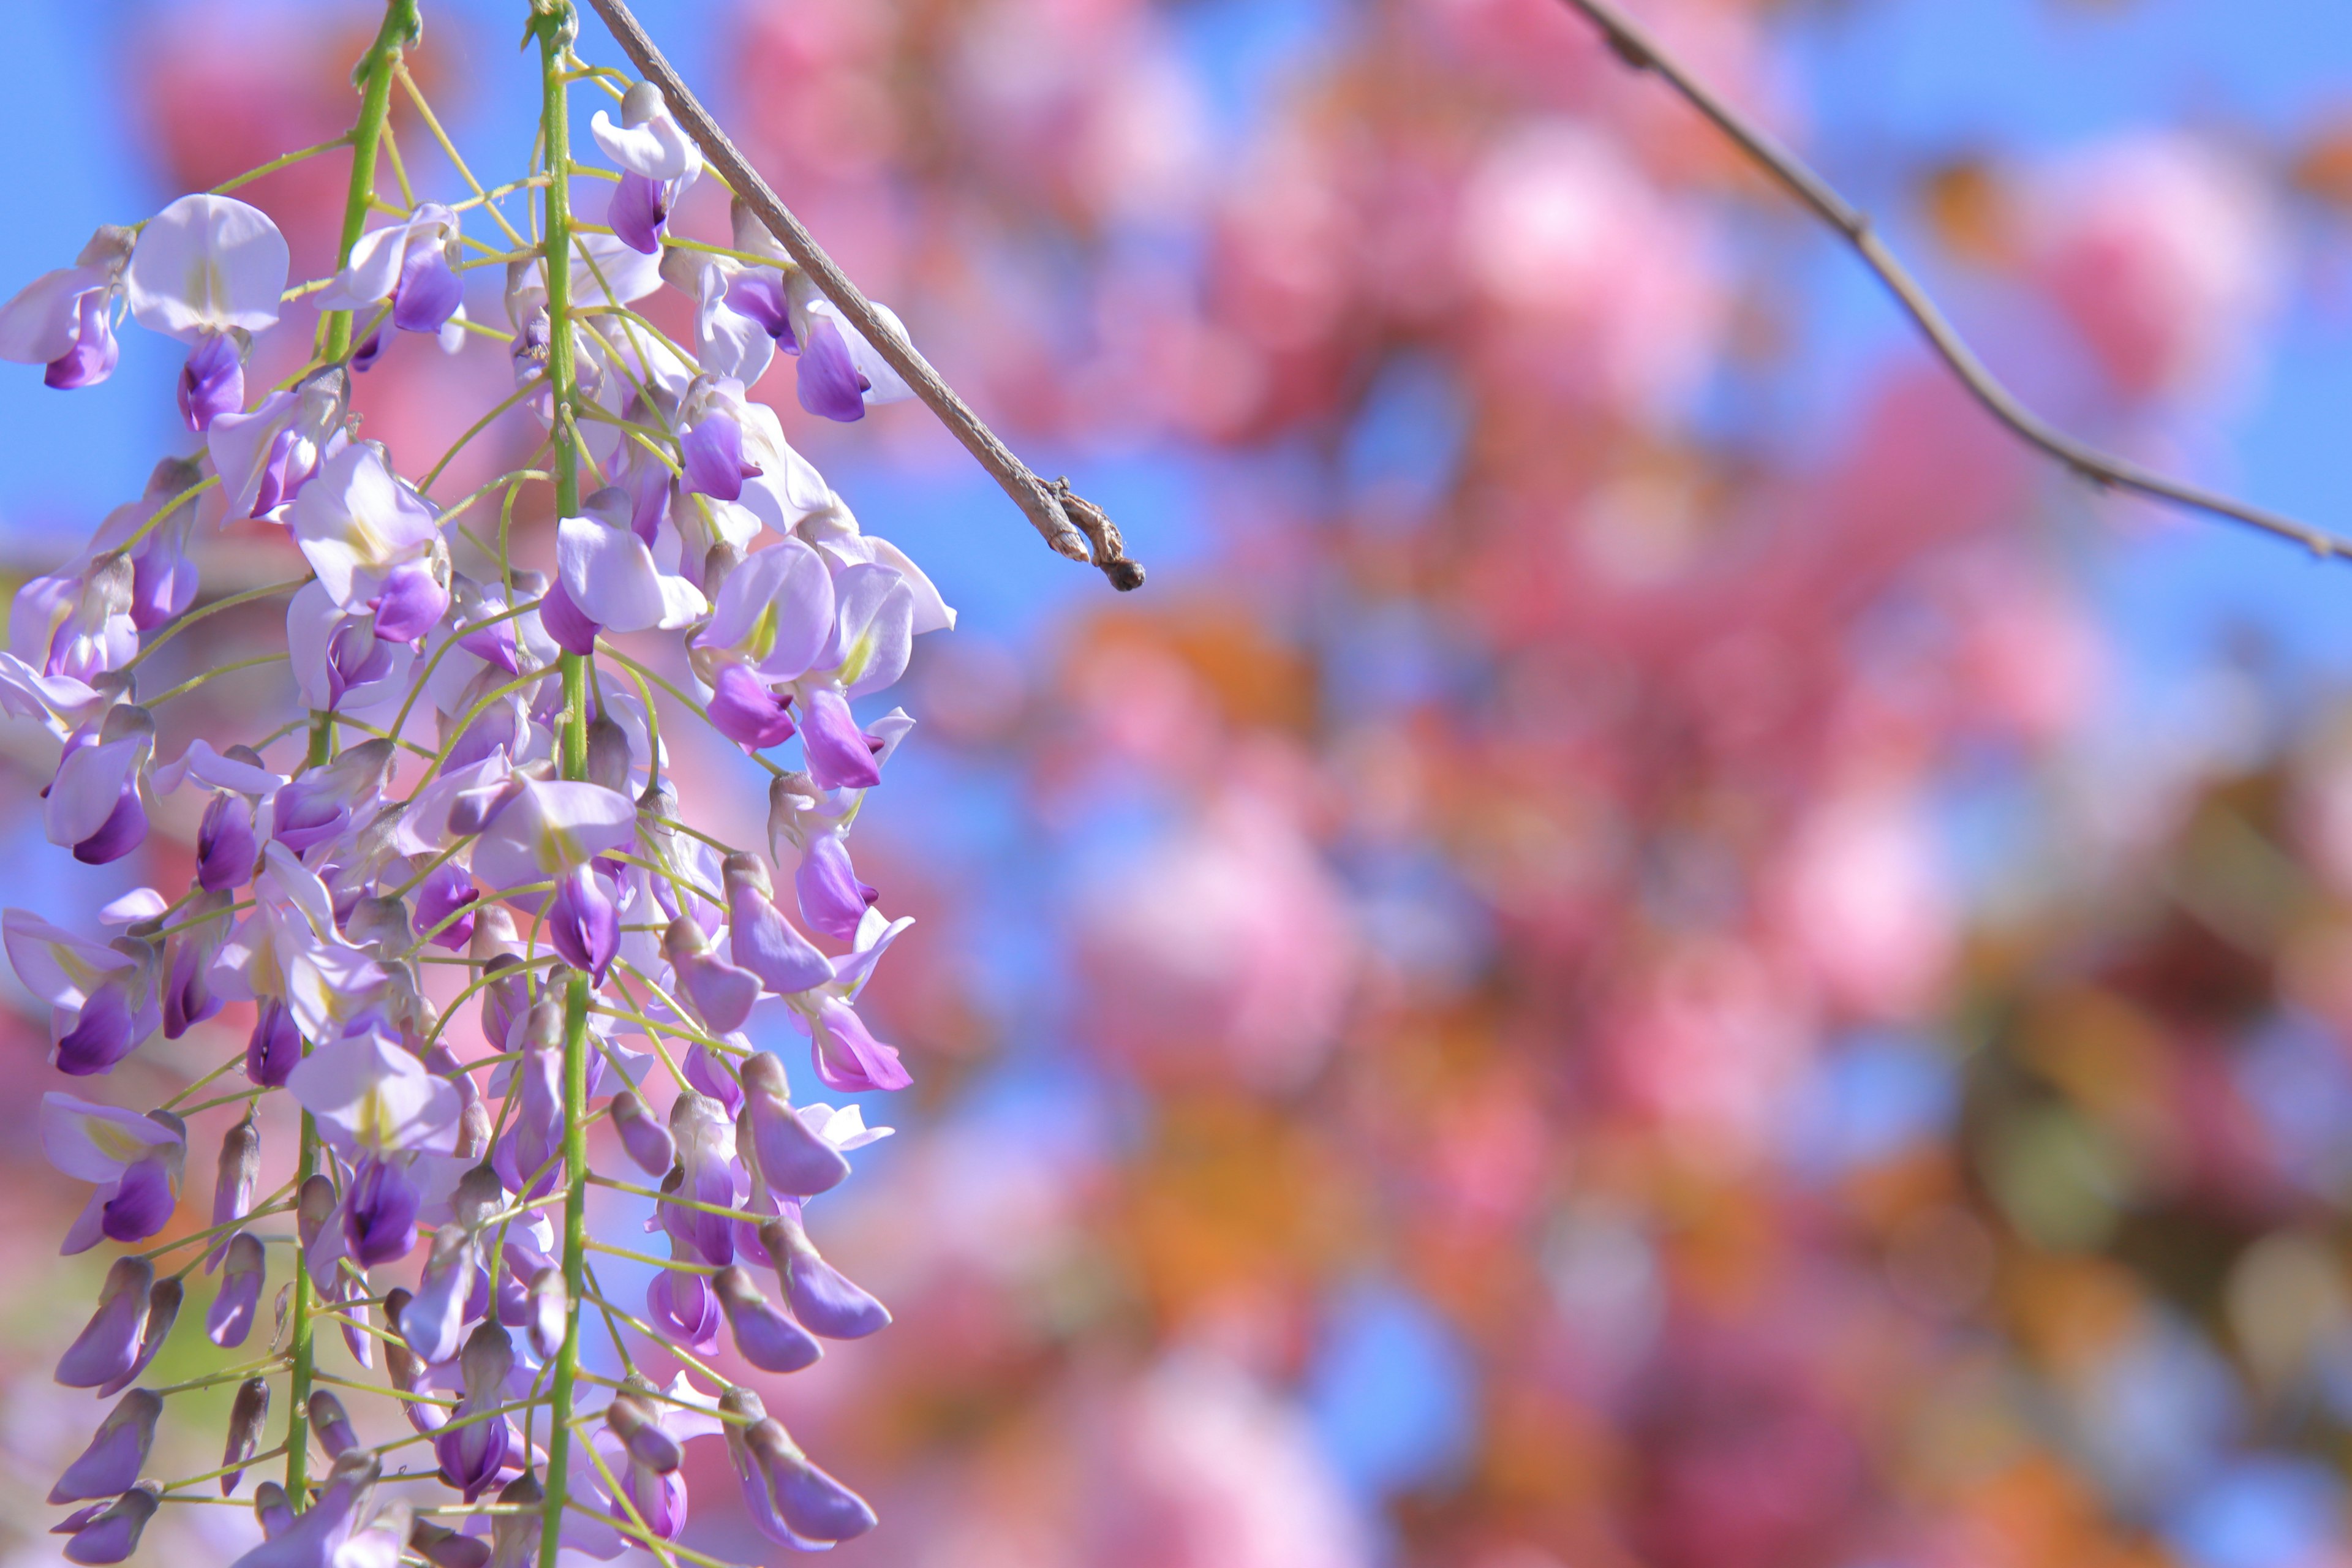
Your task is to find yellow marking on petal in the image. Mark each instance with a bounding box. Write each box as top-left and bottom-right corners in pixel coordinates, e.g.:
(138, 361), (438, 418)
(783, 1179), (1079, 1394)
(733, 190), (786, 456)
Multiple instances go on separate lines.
(183, 255), (228, 322)
(86, 1118), (153, 1165)
(837, 628), (876, 689)
(54, 947), (105, 992)
(356, 1084), (399, 1154)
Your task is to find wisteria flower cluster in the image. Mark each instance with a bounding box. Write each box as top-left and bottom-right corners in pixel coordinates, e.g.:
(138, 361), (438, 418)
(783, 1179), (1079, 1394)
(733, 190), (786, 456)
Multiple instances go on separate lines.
(0, 3), (949, 1562)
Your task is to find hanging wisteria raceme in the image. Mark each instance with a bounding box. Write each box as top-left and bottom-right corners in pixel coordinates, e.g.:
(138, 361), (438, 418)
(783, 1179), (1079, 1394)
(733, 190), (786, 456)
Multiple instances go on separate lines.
(0, 1), (1000, 1560)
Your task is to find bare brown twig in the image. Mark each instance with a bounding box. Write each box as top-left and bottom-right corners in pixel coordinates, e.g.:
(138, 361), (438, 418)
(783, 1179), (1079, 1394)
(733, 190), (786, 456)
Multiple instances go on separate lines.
(582, 0), (1145, 591)
(1556, 0), (2352, 564)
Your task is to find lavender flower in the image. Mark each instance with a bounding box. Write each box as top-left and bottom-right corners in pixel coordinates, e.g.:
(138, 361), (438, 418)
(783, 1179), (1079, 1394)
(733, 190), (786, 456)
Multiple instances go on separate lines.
(1, 35), (957, 1558)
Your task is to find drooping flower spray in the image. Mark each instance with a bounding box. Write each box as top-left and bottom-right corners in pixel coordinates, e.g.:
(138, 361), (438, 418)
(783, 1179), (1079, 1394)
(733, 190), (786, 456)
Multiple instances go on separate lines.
(0, 1), (1132, 1560)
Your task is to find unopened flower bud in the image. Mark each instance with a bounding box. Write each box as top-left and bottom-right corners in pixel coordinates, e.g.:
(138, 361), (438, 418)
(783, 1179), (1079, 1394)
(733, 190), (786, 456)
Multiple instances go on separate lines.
(610, 1088), (675, 1176)
(58, 1256), (152, 1389)
(741, 1052), (850, 1197)
(744, 1417), (876, 1545)
(486, 1469), (542, 1567)
(221, 1376), (269, 1495)
(526, 1265), (568, 1360)
(605, 1390), (683, 1472)
(103, 1275), (181, 1396)
(208, 1231), (265, 1347)
(55, 1479), (158, 1564)
(49, 1387), (160, 1504)
(252, 1479), (293, 1538)
(586, 714), (632, 794)
(714, 1264), (820, 1374)
(758, 1210), (889, 1340)
(309, 1389), (359, 1457)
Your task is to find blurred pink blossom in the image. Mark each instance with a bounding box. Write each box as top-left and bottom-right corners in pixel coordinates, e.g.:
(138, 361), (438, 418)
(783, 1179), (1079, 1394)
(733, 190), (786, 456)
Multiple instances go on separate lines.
(2024, 132), (2279, 401)
(1458, 121), (1728, 417)
(1081, 1352), (1372, 1568)
(1076, 785), (1357, 1093)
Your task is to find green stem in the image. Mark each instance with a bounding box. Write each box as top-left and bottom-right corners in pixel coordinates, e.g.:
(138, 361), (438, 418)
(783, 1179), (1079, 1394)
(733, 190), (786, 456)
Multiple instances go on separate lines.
(320, 0), (419, 364)
(537, 10), (591, 1562)
(282, 1), (412, 1469)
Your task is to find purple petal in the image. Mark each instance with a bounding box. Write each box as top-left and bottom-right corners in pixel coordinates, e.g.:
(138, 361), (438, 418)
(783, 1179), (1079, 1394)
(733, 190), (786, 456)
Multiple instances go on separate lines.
(810, 996), (912, 1094)
(208, 1232), (264, 1347)
(784, 1245), (891, 1340)
(102, 1278), (181, 1397)
(707, 663), (797, 751)
(549, 863), (619, 982)
(682, 1041), (745, 1121)
(799, 686), (883, 791)
(455, 614), (519, 674)
(249, 424), (298, 516)
(647, 1267), (722, 1354)
(72, 782), (148, 866)
(526, 1267), (567, 1361)
(129, 532), (198, 630)
(716, 1267), (821, 1373)
(415, 862), (479, 951)
(270, 780), (350, 854)
(245, 1000), (303, 1088)
(44, 287), (119, 390)
(724, 860), (834, 997)
(401, 1228), (475, 1367)
(100, 1153), (178, 1245)
(342, 1156), (421, 1267)
(628, 458), (669, 546)
(748, 1421), (875, 1544)
(48, 1389), (161, 1504)
(676, 946), (761, 1036)
(679, 410), (756, 502)
(772, 1455), (876, 1543)
(58, 1485), (157, 1564)
(795, 835), (876, 943)
(617, 1466), (690, 1542)
(372, 560), (450, 644)
(55, 982), (138, 1077)
(308, 1390), (360, 1458)
(176, 331), (244, 433)
(393, 242), (464, 334)
(609, 171), (669, 255)
(538, 575), (600, 657)
(164, 932), (223, 1039)
(56, 1257), (151, 1389)
(611, 1093), (676, 1177)
(796, 315), (869, 423)
(195, 791), (258, 890)
(726, 271), (793, 345)
(220, 1376), (269, 1494)
(746, 1096), (850, 1202)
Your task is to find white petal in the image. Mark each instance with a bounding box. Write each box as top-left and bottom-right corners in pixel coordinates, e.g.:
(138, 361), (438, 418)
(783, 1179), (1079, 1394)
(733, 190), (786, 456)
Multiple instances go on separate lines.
(590, 110), (699, 183)
(286, 582), (342, 709)
(97, 889), (167, 925)
(206, 391), (297, 521)
(864, 534), (956, 635)
(42, 1093), (177, 1183)
(4, 909), (134, 1009)
(307, 221), (409, 313)
(124, 194), (289, 339)
(558, 515), (707, 634)
(0, 265), (96, 364)
(45, 737), (141, 848)
(808, 298), (915, 404)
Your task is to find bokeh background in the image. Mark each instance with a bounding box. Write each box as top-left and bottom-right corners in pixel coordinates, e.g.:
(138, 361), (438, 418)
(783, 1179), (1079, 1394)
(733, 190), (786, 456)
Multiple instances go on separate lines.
(9, 0), (2352, 1563)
